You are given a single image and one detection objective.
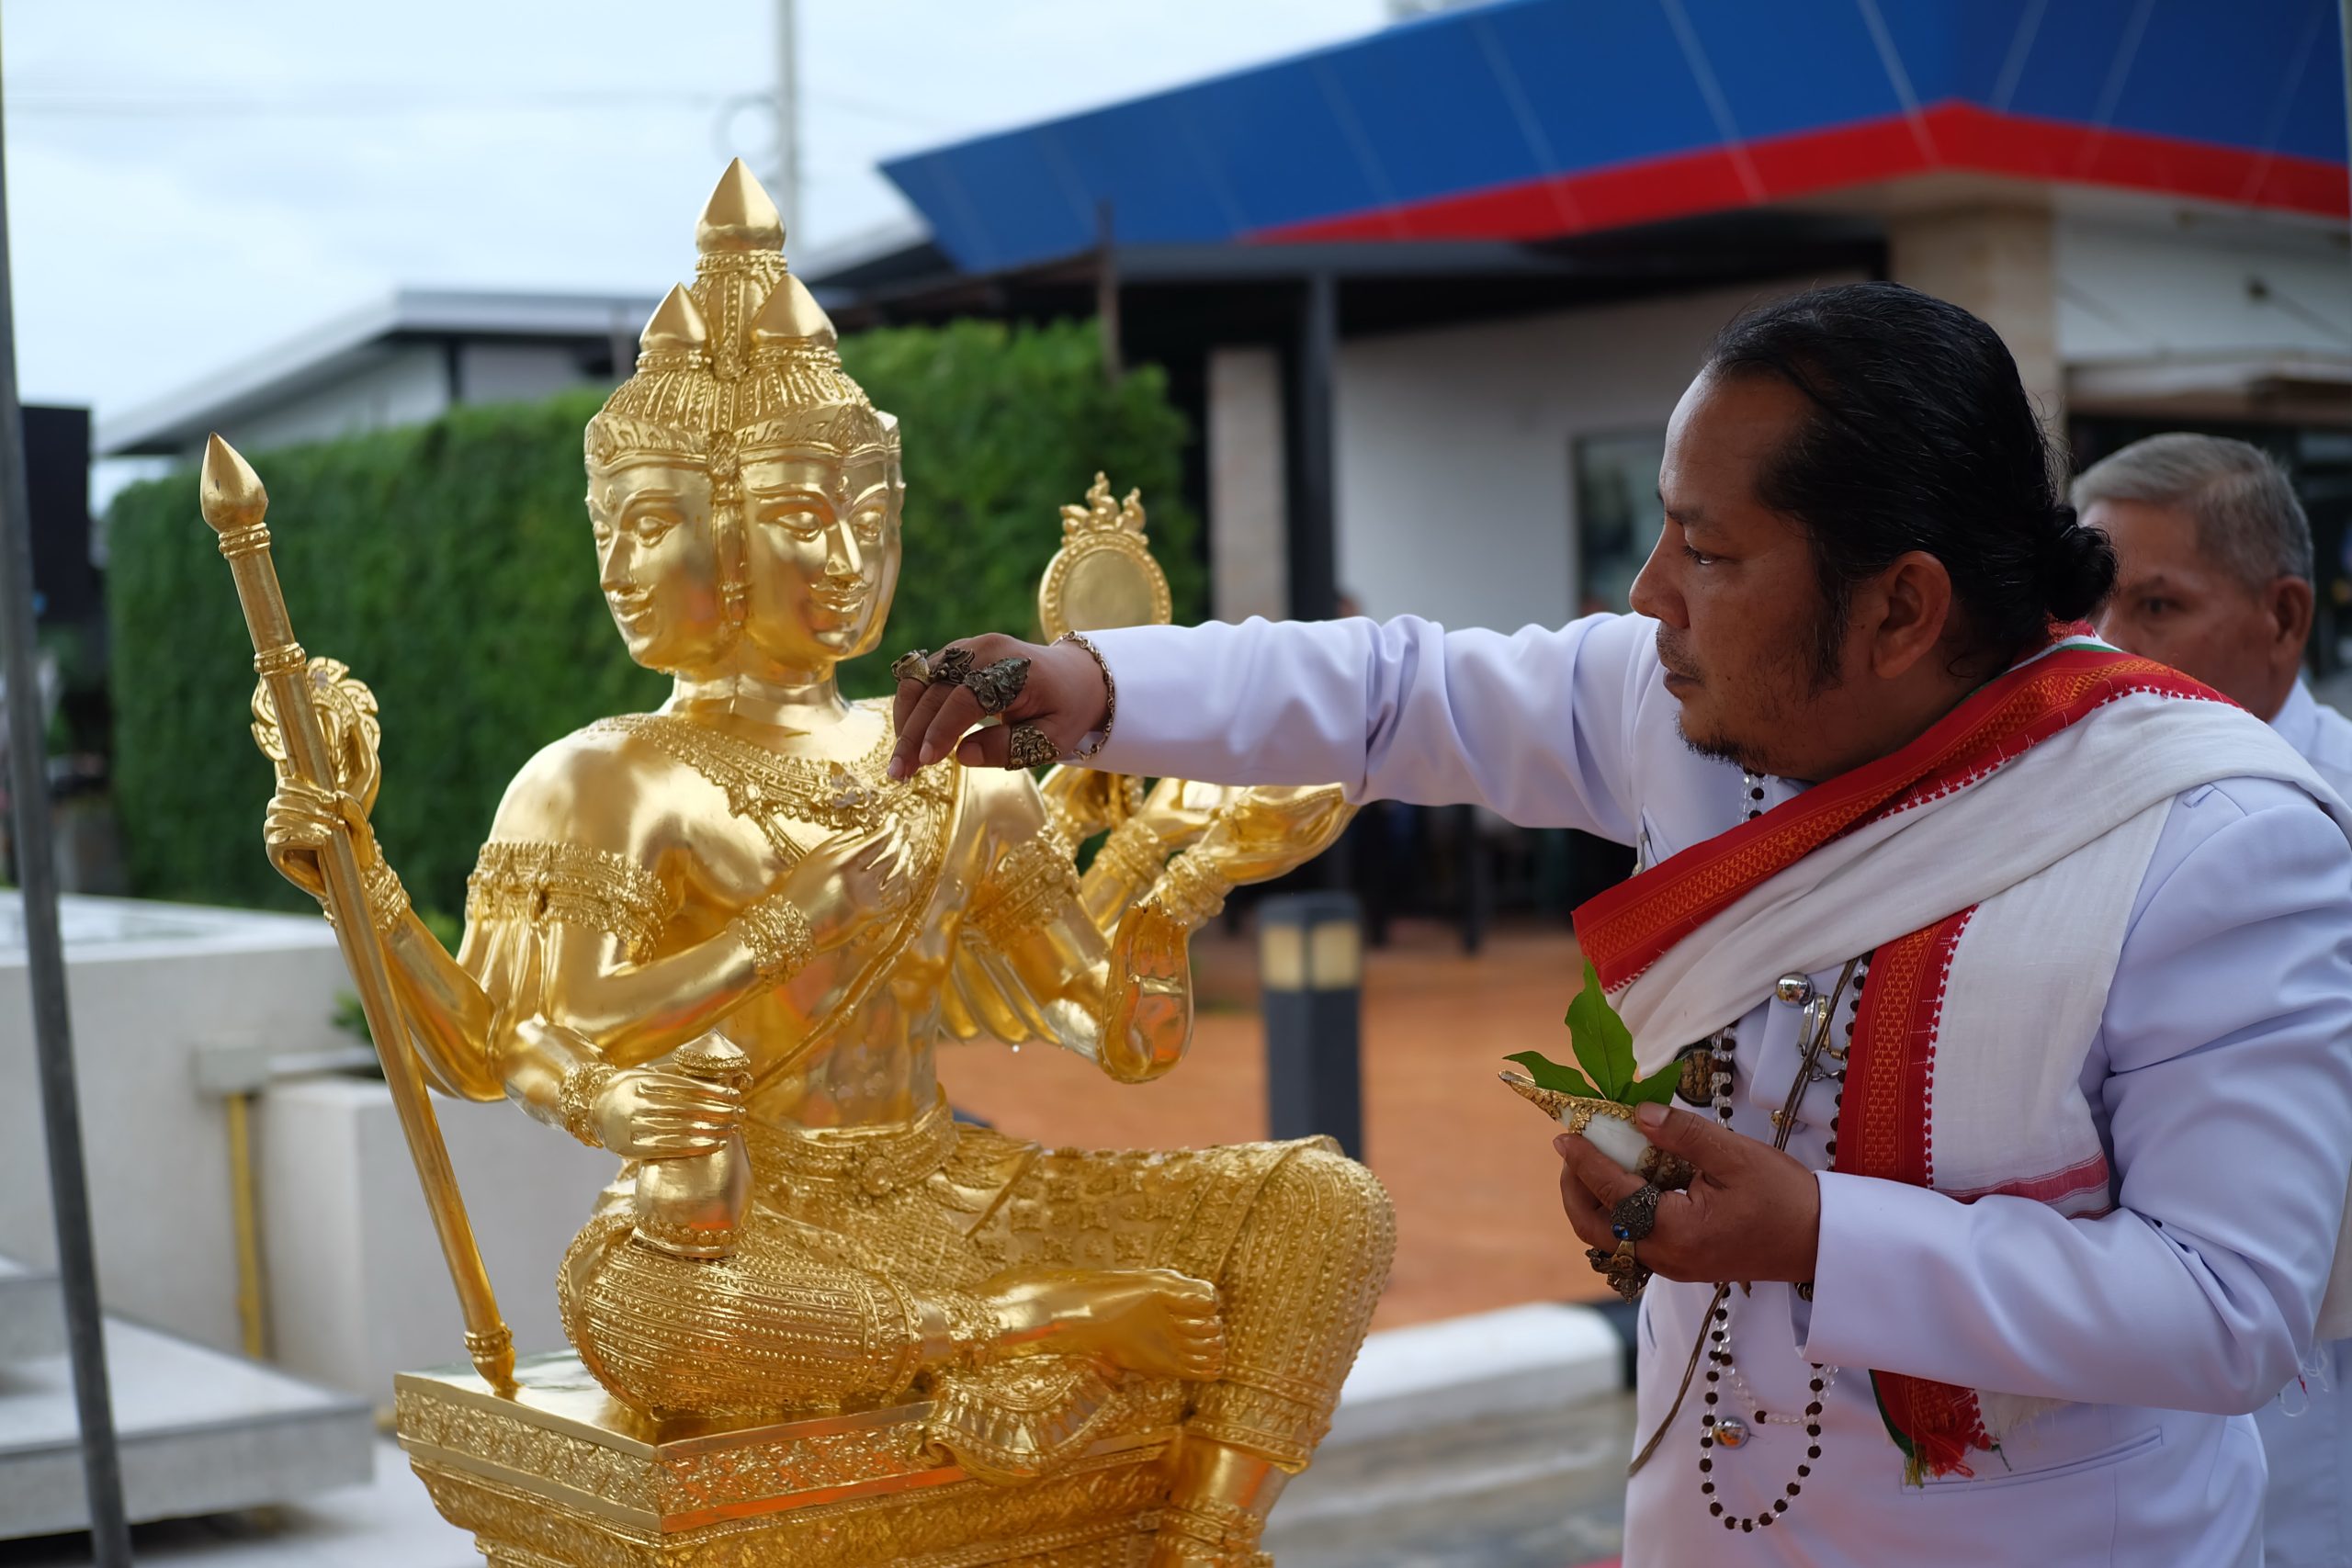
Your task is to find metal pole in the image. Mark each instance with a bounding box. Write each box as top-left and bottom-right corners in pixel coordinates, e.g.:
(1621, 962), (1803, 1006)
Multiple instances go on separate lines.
(1290, 271), (1340, 624)
(1456, 803), (1490, 955)
(1096, 201), (1123, 384)
(2340, 1), (2351, 246)
(775, 0), (801, 244)
(1261, 892), (1366, 1159)
(0, 72), (134, 1566)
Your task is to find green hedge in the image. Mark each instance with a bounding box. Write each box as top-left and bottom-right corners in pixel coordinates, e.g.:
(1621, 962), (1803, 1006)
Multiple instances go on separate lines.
(107, 319), (1199, 919)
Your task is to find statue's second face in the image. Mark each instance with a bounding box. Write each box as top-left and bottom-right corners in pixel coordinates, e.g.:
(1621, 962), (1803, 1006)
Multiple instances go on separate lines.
(588, 461), (730, 674)
(739, 448), (902, 671)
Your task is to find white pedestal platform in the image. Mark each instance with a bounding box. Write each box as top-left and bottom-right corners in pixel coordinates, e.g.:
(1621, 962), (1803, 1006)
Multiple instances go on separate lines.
(0, 1317), (373, 1539)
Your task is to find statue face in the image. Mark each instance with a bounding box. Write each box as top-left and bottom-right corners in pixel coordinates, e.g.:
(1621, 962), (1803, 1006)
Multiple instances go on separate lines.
(587, 462), (730, 673)
(739, 449), (902, 670)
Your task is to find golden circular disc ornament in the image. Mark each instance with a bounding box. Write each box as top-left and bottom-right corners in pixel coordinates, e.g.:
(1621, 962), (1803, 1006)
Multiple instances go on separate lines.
(1037, 472), (1173, 640)
(252, 655), (384, 809)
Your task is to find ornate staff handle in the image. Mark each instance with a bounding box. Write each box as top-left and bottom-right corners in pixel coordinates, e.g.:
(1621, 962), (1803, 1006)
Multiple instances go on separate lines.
(197, 434), (515, 1395)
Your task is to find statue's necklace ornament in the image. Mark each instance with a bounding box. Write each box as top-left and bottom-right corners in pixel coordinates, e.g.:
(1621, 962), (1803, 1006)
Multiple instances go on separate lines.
(593, 709), (918, 852)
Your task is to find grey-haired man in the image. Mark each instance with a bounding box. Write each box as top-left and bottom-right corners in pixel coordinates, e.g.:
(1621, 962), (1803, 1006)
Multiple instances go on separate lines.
(2085, 432), (2352, 1568)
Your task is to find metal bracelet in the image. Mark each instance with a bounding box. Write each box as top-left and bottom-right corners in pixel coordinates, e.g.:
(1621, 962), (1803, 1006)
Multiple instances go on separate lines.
(734, 895), (815, 986)
(1091, 816), (1167, 890)
(556, 1059), (616, 1149)
(325, 855), (408, 937)
(1148, 852), (1228, 931)
(362, 858), (410, 936)
(1054, 631), (1116, 760)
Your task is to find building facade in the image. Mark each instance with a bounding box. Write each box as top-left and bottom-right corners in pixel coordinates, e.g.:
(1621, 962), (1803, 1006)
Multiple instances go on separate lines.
(813, 0), (2351, 656)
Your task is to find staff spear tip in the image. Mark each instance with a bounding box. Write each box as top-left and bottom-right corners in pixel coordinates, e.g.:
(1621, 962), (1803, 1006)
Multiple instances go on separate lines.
(198, 434), (267, 533)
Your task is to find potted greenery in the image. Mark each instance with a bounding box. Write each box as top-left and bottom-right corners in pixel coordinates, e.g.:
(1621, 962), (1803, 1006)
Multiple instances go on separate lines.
(1501, 961), (1696, 1190)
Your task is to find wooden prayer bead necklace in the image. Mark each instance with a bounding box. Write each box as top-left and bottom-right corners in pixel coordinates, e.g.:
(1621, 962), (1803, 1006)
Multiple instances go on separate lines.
(1698, 942), (1867, 1533)
(1684, 773), (1869, 1534)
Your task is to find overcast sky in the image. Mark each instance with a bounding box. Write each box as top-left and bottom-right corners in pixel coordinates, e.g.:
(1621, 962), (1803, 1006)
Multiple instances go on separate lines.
(4, 0), (1384, 424)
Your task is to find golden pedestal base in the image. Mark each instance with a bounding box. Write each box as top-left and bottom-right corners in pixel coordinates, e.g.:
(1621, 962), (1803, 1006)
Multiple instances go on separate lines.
(396, 1353), (1183, 1568)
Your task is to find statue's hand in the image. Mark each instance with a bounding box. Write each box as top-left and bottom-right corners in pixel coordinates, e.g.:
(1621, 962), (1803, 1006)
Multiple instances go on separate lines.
(263, 777), (379, 900)
(984, 1267), (1225, 1382)
(1102, 903), (1190, 1081)
(1132, 776), (1226, 854)
(786, 825), (920, 952)
(1192, 784), (1355, 887)
(593, 1066), (743, 1160)
(1039, 765), (1132, 842)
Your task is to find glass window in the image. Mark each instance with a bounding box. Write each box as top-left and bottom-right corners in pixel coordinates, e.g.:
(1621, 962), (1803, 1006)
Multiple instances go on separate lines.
(1572, 432), (1665, 616)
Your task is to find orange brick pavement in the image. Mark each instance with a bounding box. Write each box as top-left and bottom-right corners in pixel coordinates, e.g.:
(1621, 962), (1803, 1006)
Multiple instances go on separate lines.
(933, 918), (1612, 1332)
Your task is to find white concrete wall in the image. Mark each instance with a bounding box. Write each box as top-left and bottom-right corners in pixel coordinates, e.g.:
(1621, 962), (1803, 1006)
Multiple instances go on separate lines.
(177, 344), (451, 463)
(1207, 346), (1290, 624)
(0, 892), (616, 1393)
(2055, 215), (2352, 366)
(1333, 276), (1853, 631)
(262, 1077), (613, 1404)
(458, 341), (601, 407)
(0, 896), (348, 1353)
(1891, 207), (2061, 428)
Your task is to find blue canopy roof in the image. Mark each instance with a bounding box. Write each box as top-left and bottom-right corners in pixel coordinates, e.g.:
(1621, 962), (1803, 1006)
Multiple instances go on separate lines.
(885, 0), (2348, 274)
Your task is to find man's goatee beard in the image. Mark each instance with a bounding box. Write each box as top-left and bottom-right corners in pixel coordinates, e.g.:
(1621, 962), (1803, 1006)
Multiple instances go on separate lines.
(1675, 713), (1773, 775)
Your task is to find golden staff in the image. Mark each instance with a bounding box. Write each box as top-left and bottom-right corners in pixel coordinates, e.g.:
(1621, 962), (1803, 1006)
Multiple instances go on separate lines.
(196, 433), (514, 1395)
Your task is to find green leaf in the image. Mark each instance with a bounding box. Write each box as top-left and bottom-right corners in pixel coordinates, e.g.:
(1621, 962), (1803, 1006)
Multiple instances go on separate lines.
(1565, 960), (1637, 1101)
(1626, 1060), (1683, 1107)
(1503, 1050), (1602, 1101)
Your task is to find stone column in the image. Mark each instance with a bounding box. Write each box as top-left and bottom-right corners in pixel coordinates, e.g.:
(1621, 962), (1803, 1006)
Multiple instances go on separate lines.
(1207, 345), (1289, 625)
(1887, 207), (2064, 436)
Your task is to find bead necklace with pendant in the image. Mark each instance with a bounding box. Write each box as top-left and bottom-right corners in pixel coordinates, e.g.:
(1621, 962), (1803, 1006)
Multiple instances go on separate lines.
(1690, 776), (1866, 1536)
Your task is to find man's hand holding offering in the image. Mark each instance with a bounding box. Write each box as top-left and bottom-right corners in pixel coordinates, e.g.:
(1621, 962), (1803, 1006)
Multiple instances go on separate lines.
(1555, 1101), (1823, 1285)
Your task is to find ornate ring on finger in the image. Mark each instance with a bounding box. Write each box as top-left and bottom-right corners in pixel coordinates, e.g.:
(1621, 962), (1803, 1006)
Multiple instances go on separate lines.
(1006, 723), (1060, 770)
(1607, 1237), (1651, 1302)
(928, 646), (977, 686)
(889, 649), (932, 685)
(1610, 1182), (1662, 1244)
(964, 657), (1031, 716)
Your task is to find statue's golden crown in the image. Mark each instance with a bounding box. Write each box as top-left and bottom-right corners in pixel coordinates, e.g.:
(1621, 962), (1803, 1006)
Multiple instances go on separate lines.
(587, 161), (897, 474)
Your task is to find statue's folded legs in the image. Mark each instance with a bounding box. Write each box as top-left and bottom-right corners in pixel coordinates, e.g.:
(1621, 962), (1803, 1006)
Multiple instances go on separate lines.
(563, 1115), (1394, 1565)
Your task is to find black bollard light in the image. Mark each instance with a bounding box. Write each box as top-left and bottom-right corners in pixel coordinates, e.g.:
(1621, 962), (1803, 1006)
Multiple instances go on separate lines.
(1260, 891), (1365, 1159)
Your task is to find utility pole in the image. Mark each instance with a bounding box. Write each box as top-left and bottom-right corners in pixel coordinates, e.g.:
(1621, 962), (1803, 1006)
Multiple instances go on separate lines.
(1096, 201), (1122, 384)
(775, 0), (801, 244)
(0, 73), (132, 1567)
(2340, 2), (2350, 236)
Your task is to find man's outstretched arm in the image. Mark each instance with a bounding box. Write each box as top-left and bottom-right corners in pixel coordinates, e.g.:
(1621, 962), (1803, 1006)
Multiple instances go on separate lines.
(888, 612), (1660, 839)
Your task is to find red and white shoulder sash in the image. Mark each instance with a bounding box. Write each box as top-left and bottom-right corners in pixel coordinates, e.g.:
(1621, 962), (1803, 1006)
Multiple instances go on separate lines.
(1575, 638), (2343, 1478)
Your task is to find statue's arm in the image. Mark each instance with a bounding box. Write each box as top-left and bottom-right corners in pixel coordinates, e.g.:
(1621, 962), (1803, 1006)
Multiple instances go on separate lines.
(259, 777), (510, 1102)
(467, 739), (919, 1117)
(379, 912), (503, 1100)
(1069, 775), (1223, 933)
(949, 773), (1187, 1081)
(984, 774), (1358, 1082)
